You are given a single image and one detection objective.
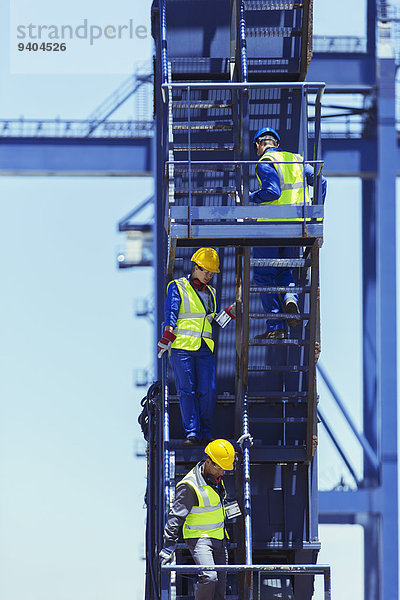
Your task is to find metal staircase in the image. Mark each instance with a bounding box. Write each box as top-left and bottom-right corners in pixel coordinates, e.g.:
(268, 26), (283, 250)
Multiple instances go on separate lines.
(148, 1), (331, 598)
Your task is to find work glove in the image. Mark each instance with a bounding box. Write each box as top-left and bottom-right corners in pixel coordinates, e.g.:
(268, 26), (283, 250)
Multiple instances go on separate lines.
(157, 330), (176, 358)
(159, 548), (173, 566)
(225, 303), (236, 319)
(214, 303), (236, 329)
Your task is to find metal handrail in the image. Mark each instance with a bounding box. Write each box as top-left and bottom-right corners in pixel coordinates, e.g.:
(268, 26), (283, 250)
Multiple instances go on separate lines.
(241, 393), (253, 566)
(0, 118), (153, 138)
(162, 354), (171, 525)
(162, 563), (332, 600)
(239, 0), (249, 83)
(162, 82), (325, 230)
(165, 159), (324, 165)
(187, 86), (193, 237)
(162, 81), (325, 91)
(165, 157), (325, 226)
(160, 0), (169, 86)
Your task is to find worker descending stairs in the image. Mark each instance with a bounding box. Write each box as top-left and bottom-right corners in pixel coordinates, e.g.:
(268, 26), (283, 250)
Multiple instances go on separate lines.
(158, 248), (236, 445)
(160, 439), (236, 600)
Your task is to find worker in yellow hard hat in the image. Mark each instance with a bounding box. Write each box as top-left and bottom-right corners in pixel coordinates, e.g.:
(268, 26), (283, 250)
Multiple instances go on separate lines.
(159, 439), (238, 600)
(157, 248), (236, 446)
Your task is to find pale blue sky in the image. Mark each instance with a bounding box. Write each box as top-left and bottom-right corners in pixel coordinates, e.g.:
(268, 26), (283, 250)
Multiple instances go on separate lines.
(0, 1), (393, 599)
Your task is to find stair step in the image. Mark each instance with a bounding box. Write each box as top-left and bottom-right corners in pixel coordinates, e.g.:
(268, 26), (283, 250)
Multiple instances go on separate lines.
(170, 393), (308, 404)
(250, 286), (310, 294)
(172, 143), (235, 151)
(247, 26), (302, 37)
(169, 394), (235, 403)
(174, 187), (236, 195)
(247, 392), (308, 408)
(250, 391), (308, 398)
(248, 365), (308, 372)
(249, 312), (308, 320)
(172, 101), (233, 109)
(249, 338), (309, 346)
(245, 0), (302, 9)
(249, 398), (308, 404)
(172, 120), (233, 131)
(249, 416), (307, 423)
(250, 258), (310, 268)
(176, 596), (239, 600)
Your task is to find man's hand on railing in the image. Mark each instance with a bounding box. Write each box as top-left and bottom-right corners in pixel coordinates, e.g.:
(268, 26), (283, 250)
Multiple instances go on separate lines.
(159, 548), (174, 566)
(157, 329), (176, 358)
(228, 186), (243, 204)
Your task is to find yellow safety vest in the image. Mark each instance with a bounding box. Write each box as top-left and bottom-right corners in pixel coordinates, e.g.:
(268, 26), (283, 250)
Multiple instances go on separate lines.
(167, 277), (217, 352)
(177, 465), (226, 540)
(255, 150), (310, 221)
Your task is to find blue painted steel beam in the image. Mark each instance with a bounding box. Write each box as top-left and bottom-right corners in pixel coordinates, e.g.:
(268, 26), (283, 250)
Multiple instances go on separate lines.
(318, 490), (374, 517)
(375, 47), (398, 600)
(0, 137), (152, 176)
(318, 138), (379, 177)
(308, 54), (375, 86)
(362, 180), (379, 487)
(3, 131), (400, 178)
(170, 223), (323, 238)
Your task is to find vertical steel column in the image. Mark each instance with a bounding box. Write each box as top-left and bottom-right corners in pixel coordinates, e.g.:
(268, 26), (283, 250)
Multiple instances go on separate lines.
(361, 513), (380, 600)
(187, 85), (193, 238)
(362, 180), (378, 486)
(306, 243), (319, 461)
(375, 33), (398, 599)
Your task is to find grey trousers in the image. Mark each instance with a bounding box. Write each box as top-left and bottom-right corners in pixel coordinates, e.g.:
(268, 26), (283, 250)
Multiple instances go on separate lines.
(186, 537), (228, 600)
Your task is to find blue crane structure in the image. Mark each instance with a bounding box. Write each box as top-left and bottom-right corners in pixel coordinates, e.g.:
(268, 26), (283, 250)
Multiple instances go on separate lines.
(0, 1), (398, 597)
(145, 1), (399, 599)
(148, 0), (329, 599)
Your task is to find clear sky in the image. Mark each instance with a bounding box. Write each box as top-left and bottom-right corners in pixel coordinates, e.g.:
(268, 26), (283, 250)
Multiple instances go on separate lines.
(0, 1), (395, 600)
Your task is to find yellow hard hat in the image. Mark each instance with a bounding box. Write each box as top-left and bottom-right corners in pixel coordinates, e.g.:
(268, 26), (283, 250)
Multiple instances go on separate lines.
(191, 248), (220, 273)
(205, 439), (235, 470)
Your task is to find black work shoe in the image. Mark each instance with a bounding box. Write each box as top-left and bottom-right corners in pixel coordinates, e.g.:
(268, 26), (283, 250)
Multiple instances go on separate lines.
(254, 329), (287, 340)
(183, 436), (200, 446)
(284, 298), (300, 328)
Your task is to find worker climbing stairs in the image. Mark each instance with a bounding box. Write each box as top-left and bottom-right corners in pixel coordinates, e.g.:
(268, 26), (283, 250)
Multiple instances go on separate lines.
(142, 0), (332, 598)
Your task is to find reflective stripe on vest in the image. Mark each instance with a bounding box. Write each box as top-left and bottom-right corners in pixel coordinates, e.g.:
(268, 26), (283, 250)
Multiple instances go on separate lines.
(177, 467), (225, 540)
(256, 150), (310, 222)
(167, 277), (217, 352)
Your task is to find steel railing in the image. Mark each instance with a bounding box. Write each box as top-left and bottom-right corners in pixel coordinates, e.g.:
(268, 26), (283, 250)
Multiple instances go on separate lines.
(162, 563), (332, 600)
(0, 118), (153, 138)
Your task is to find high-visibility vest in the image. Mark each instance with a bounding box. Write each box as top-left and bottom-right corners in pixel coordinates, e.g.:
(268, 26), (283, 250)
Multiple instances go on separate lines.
(256, 150), (310, 221)
(167, 277), (217, 352)
(177, 466), (226, 540)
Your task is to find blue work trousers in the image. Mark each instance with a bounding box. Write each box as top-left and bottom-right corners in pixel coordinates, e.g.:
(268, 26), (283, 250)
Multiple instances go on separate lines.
(169, 344), (216, 440)
(253, 246), (298, 333)
(185, 538), (228, 600)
